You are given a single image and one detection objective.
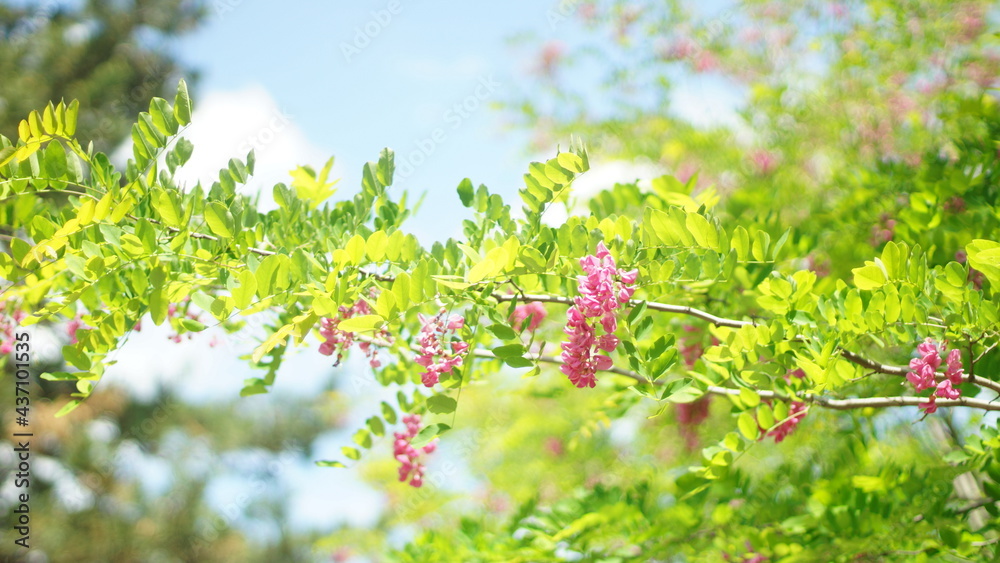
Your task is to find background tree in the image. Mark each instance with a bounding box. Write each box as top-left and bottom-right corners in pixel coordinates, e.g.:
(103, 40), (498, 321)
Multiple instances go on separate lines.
(0, 0), (204, 153)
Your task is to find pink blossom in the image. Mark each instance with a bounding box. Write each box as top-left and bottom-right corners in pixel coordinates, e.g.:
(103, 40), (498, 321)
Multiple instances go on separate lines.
(661, 36), (699, 60)
(560, 242), (637, 388)
(679, 325), (704, 368)
(907, 339), (966, 413)
(766, 401), (807, 443)
(935, 380), (960, 399)
(0, 302), (23, 355)
(537, 41), (564, 76)
(67, 316), (85, 344)
(920, 397), (938, 415)
(677, 397), (711, 450)
(318, 290), (393, 369)
(694, 51), (719, 73)
(945, 349), (964, 385)
(749, 149), (779, 175)
(394, 414), (437, 488)
(870, 213), (896, 246)
(545, 437), (565, 457)
(415, 308), (467, 387)
(510, 301), (547, 332)
(944, 196), (966, 214)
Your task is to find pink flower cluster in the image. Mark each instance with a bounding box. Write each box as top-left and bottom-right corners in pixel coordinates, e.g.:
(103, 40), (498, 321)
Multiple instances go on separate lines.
(679, 324), (705, 368)
(764, 401), (807, 443)
(510, 301), (547, 332)
(319, 291), (393, 369)
(907, 338), (964, 414)
(560, 242), (637, 388)
(394, 414), (436, 488)
(677, 397), (711, 450)
(0, 303), (26, 356)
(749, 149), (779, 175)
(415, 308), (467, 387)
(870, 213), (896, 246)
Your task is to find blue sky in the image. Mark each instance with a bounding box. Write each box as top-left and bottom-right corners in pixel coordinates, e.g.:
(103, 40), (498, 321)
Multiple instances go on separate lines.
(170, 0), (595, 242)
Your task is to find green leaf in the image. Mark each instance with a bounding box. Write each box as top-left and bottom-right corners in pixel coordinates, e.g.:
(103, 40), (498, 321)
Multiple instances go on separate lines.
(757, 403), (775, 429)
(739, 387), (760, 408)
(65, 99), (79, 136)
(155, 190), (183, 228)
(149, 97), (178, 135)
(62, 345), (91, 370)
(487, 323), (517, 340)
(457, 178), (474, 207)
(367, 416), (385, 437)
(381, 401), (397, 424)
(228, 158), (248, 183)
(504, 356), (534, 368)
(252, 323), (293, 363)
(336, 314), (384, 333)
(556, 151), (585, 173)
(353, 428), (373, 449)
(411, 423), (450, 449)
(174, 79), (192, 125)
(427, 394), (458, 414)
(686, 212), (718, 249)
(290, 157), (338, 208)
(492, 344), (524, 358)
(377, 148), (395, 186)
(180, 318), (206, 332)
(42, 102), (57, 134)
(467, 246), (508, 283)
(751, 230), (770, 262)
(853, 264), (887, 290)
(233, 270), (257, 309)
(738, 411), (759, 440)
(55, 399), (83, 417)
(44, 141), (67, 178)
(315, 460), (346, 468)
(366, 230), (388, 262)
(345, 234), (366, 265)
(967, 239), (1000, 286)
(204, 202), (234, 238)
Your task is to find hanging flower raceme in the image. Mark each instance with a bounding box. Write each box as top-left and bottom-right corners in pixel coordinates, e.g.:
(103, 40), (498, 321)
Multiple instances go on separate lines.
(318, 290), (394, 369)
(560, 242), (638, 388)
(415, 308), (467, 387)
(510, 301), (547, 332)
(394, 414), (437, 488)
(907, 338), (965, 414)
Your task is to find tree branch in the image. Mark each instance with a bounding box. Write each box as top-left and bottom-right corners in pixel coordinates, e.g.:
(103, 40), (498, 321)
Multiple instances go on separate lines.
(468, 347), (1000, 412)
(491, 293), (1000, 395)
(128, 214), (277, 256)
